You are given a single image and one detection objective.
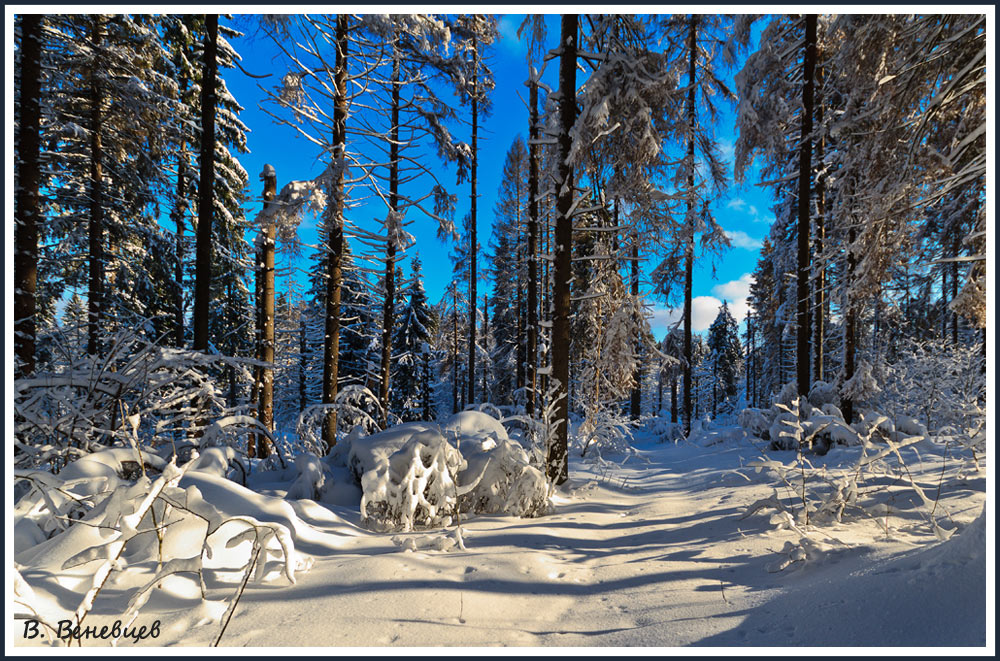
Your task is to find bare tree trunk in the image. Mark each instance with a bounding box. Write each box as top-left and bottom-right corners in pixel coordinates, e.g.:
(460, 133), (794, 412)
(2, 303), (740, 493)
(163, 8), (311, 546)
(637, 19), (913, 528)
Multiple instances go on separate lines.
(951, 232), (959, 345)
(841, 220), (857, 423)
(172, 142), (187, 347)
(249, 243), (262, 457)
(630, 230), (641, 420)
(15, 14), (42, 376)
(526, 75), (539, 417)
(796, 14), (817, 397)
(322, 14), (349, 447)
(813, 61), (825, 382)
(87, 16), (105, 357)
(299, 315), (307, 413)
(258, 171), (277, 457)
(379, 42), (400, 429)
(670, 373), (678, 424)
(452, 285), (459, 414)
(547, 14), (577, 486)
(682, 16), (696, 437)
(467, 35), (480, 408)
(193, 13), (218, 352)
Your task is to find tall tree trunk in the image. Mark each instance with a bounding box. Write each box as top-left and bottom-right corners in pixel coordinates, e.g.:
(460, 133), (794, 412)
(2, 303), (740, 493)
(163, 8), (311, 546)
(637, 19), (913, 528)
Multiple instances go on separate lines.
(87, 16), (105, 357)
(682, 15), (696, 436)
(813, 62), (825, 382)
(249, 243), (262, 457)
(841, 219), (857, 423)
(258, 171), (277, 457)
(796, 14), (817, 397)
(630, 230), (641, 420)
(670, 373), (678, 424)
(193, 13), (218, 351)
(452, 286), (459, 414)
(379, 42), (400, 429)
(15, 14), (42, 376)
(950, 232), (959, 345)
(547, 13), (577, 485)
(322, 14), (349, 447)
(299, 315), (307, 413)
(173, 142), (187, 347)
(467, 35), (480, 408)
(483, 292), (489, 398)
(526, 75), (539, 416)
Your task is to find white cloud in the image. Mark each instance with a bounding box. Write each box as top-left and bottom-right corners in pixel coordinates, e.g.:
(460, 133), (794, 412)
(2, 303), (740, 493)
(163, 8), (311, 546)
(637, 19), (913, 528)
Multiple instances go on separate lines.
(725, 197), (772, 224)
(649, 274), (755, 338)
(712, 273), (754, 303)
(725, 230), (763, 250)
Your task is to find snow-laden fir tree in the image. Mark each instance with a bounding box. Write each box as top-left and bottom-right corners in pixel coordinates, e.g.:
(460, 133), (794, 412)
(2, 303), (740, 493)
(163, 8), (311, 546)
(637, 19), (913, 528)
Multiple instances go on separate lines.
(706, 300), (742, 417)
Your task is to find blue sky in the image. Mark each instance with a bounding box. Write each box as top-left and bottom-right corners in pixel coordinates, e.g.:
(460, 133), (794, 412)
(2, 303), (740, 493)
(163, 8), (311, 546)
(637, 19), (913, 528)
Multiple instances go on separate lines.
(223, 13), (775, 340)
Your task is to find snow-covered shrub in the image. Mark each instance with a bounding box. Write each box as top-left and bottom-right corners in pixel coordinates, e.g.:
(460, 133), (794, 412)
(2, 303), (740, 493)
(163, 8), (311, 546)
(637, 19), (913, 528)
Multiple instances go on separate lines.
(14, 330), (255, 472)
(877, 337), (985, 450)
(738, 408), (771, 439)
(333, 385), (386, 436)
(807, 380), (838, 408)
(352, 425), (466, 532)
(575, 408), (636, 459)
(457, 436), (549, 518)
(347, 412), (551, 530)
(645, 415), (685, 443)
(285, 452), (326, 501)
(14, 452), (302, 646)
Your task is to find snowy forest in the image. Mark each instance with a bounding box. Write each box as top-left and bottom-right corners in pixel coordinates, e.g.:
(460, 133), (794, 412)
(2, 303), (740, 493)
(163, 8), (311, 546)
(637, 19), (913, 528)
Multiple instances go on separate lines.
(11, 12), (989, 649)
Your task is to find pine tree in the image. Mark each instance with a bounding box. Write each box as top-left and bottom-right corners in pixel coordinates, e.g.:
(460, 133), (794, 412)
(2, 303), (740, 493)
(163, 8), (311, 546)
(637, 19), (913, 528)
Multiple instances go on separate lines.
(706, 301), (742, 416)
(392, 257), (437, 421)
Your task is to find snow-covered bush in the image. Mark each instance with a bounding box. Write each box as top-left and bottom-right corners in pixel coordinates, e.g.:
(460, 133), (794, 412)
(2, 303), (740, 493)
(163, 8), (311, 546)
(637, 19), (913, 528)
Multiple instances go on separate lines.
(445, 412), (548, 517)
(14, 330), (258, 472)
(346, 412), (552, 531)
(355, 427), (466, 532)
(14, 451), (303, 646)
(576, 408), (637, 459)
(645, 415), (685, 444)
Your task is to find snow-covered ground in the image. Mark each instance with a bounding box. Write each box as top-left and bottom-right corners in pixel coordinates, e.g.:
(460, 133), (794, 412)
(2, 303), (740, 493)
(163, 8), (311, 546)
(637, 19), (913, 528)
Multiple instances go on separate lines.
(12, 423), (989, 649)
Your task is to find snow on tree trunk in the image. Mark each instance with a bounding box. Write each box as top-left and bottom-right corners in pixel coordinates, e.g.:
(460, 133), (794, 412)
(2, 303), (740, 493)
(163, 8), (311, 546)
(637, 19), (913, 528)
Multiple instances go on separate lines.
(796, 13), (817, 397)
(258, 169), (277, 456)
(87, 16), (105, 357)
(322, 14), (349, 449)
(193, 13), (218, 352)
(15, 13), (41, 376)
(547, 14), (578, 486)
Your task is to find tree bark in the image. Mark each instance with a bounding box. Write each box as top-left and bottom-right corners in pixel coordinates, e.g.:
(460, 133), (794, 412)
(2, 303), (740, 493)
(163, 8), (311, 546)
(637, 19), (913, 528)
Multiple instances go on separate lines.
(379, 44), (400, 429)
(526, 78), (539, 417)
(547, 14), (578, 485)
(193, 14), (218, 352)
(322, 14), (348, 447)
(527, 74), (541, 418)
(630, 230), (641, 420)
(173, 141), (187, 347)
(258, 172), (276, 457)
(87, 16), (105, 357)
(682, 16), (696, 437)
(467, 34), (480, 408)
(841, 220), (857, 423)
(812, 60), (825, 382)
(15, 14), (42, 376)
(796, 14), (817, 397)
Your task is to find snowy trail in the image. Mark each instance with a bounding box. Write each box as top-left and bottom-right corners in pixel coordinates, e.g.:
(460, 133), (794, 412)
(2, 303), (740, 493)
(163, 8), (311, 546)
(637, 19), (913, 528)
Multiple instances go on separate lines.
(15, 432), (987, 648)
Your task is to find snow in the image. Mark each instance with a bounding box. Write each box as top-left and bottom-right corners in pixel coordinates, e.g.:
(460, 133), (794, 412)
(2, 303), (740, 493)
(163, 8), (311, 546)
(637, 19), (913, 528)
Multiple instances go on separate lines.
(13, 419), (988, 649)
